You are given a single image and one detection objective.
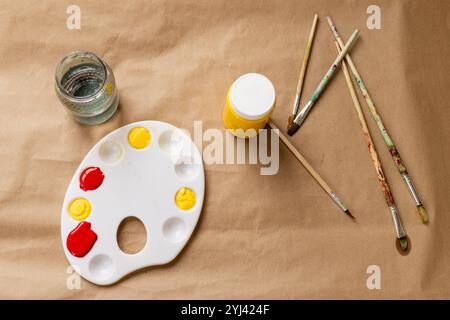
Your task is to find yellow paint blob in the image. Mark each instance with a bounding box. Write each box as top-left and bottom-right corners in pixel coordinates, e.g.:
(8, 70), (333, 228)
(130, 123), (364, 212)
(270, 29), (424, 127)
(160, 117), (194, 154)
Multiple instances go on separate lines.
(128, 127), (151, 149)
(68, 198), (92, 221)
(175, 187), (196, 210)
(105, 82), (113, 96)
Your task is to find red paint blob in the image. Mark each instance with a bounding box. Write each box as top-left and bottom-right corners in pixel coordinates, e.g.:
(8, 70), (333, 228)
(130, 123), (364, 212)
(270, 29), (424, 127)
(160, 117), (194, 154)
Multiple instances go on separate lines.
(79, 167), (104, 191)
(66, 221), (98, 257)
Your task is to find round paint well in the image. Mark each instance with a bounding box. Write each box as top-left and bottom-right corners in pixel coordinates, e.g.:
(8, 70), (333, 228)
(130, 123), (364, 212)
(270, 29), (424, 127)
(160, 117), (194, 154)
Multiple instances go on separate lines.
(163, 218), (188, 243)
(79, 167), (105, 191)
(66, 221), (98, 257)
(68, 197), (92, 221)
(158, 129), (184, 156)
(89, 254), (115, 280)
(98, 141), (124, 164)
(175, 187), (196, 210)
(174, 157), (201, 181)
(128, 127), (151, 149)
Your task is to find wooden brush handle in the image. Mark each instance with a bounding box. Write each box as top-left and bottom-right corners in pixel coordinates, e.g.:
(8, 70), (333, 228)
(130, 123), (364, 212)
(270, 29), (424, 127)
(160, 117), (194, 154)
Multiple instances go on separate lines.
(267, 120), (332, 193)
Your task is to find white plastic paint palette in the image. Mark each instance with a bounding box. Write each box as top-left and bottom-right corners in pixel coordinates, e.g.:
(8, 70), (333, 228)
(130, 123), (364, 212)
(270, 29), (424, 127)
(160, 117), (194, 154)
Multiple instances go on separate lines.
(61, 120), (204, 285)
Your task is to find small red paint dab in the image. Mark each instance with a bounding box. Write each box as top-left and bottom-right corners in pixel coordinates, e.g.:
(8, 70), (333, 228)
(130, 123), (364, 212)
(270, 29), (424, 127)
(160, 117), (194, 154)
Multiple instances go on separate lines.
(79, 167), (105, 191)
(66, 221), (98, 257)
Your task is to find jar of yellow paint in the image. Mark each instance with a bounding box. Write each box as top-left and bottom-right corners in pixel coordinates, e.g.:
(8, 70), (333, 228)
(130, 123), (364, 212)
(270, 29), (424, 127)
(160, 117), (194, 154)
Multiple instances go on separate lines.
(223, 73), (276, 138)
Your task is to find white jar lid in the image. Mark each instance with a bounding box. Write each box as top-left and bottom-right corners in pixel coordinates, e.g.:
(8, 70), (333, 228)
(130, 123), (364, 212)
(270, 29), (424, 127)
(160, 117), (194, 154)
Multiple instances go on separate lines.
(230, 73), (276, 120)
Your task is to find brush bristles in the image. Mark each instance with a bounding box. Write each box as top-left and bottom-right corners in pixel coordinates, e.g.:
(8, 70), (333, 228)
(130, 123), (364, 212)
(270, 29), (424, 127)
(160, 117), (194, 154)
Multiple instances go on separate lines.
(398, 237), (408, 252)
(345, 209), (355, 219)
(417, 205), (429, 224)
(287, 115), (295, 130)
(287, 122), (300, 136)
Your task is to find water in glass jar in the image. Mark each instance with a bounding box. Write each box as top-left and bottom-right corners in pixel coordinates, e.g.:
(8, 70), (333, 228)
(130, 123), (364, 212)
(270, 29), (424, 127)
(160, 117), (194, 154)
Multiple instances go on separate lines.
(55, 51), (119, 125)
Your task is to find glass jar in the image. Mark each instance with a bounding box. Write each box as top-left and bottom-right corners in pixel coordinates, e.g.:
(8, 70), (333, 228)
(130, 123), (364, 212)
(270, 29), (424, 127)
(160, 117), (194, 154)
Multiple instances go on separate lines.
(55, 51), (119, 125)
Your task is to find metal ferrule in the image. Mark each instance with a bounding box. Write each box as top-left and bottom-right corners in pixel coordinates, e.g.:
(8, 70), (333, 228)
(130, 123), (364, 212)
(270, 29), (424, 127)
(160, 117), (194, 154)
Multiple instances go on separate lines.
(293, 100), (314, 128)
(328, 191), (348, 212)
(402, 174), (422, 206)
(292, 94), (301, 117)
(388, 205), (406, 239)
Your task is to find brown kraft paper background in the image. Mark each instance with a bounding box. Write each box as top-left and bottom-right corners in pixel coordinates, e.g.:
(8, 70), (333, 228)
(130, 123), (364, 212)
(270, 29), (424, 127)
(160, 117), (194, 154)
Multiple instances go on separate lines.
(0, 0), (450, 299)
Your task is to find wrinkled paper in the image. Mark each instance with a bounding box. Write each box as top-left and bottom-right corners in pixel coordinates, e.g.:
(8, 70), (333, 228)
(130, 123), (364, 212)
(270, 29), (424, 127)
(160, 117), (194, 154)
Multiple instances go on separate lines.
(0, 0), (449, 298)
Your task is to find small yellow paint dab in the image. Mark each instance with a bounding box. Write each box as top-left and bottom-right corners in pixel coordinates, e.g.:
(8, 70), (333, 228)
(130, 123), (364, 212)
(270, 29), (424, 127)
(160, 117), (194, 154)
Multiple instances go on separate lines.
(68, 198), (92, 221)
(105, 82), (113, 96)
(175, 187), (196, 210)
(128, 127), (151, 149)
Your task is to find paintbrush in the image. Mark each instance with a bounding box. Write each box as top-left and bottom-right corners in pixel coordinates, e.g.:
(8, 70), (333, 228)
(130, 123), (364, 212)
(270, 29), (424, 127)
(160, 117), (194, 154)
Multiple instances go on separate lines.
(288, 14), (319, 128)
(327, 16), (428, 224)
(268, 119), (352, 217)
(287, 29), (359, 136)
(334, 42), (407, 251)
